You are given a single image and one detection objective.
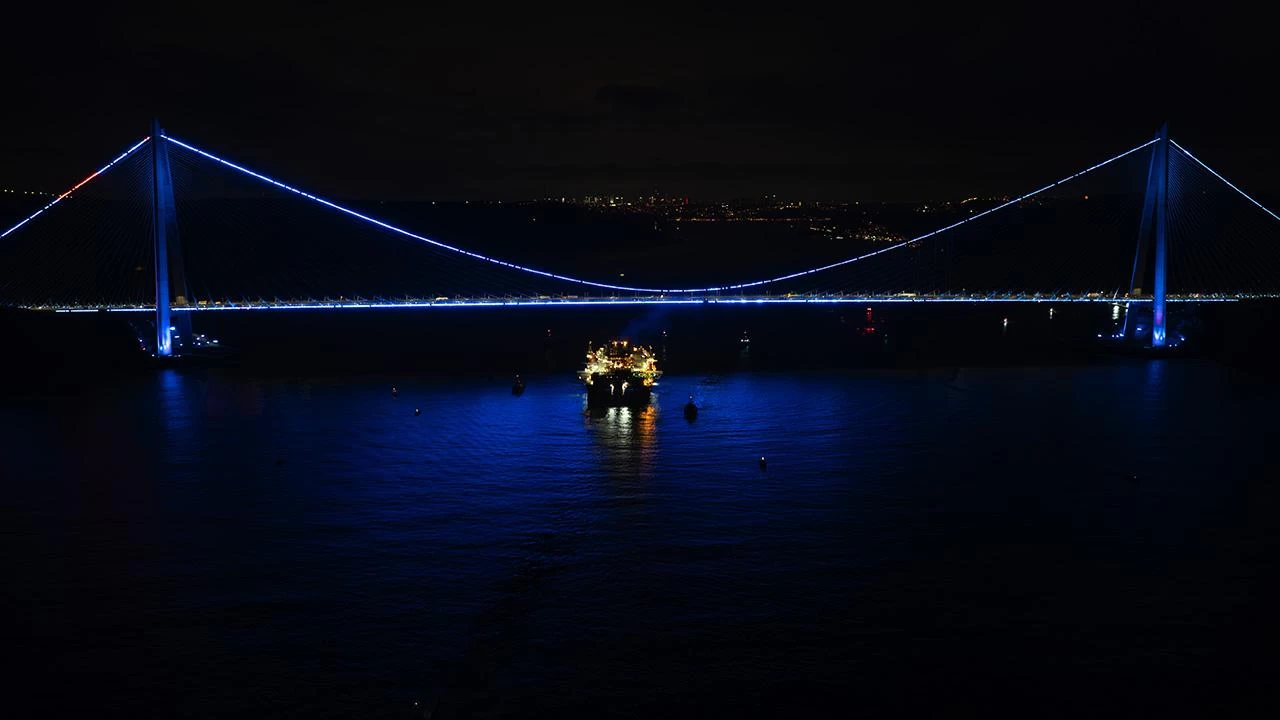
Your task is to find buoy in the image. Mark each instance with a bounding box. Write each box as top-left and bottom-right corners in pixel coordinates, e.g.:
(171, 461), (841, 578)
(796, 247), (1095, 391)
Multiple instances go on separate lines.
(414, 408), (421, 417)
(759, 456), (767, 470)
(684, 395), (698, 420)
(512, 374), (525, 395)
(392, 386), (399, 397)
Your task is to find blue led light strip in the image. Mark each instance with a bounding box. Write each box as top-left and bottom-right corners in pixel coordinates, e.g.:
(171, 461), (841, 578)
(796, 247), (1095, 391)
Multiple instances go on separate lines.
(716, 138), (1161, 290)
(161, 135), (1157, 293)
(0, 137), (151, 241)
(1169, 140), (1280, 223)
(160, 135), (665, 293)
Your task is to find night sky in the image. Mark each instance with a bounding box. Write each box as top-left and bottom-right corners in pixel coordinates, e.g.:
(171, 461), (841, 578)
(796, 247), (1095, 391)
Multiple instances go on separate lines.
(2, 3), (1275, 202)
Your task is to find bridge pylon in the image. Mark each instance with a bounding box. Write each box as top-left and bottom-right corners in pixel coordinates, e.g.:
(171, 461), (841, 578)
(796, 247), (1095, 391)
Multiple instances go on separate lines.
(1126, 122), (1170, 346)
(151, 120), (182, 356)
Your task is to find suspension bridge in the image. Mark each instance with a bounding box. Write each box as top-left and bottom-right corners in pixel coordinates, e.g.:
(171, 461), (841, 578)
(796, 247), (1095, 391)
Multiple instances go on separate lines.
(1, 122), (1278, 356)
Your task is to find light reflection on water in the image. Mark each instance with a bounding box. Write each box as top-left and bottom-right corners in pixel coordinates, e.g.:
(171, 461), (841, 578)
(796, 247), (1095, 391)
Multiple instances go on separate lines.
(585, 403), (659, 480)
(2, 362), (1278, 717)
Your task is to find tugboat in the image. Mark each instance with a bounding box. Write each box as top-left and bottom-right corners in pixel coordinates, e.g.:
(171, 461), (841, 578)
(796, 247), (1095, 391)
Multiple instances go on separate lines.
(578, 339), (662, 406)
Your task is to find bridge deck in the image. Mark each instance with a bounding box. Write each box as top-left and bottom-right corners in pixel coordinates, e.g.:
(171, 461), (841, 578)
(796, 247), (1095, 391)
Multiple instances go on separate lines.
(30, 293), (1270, 313)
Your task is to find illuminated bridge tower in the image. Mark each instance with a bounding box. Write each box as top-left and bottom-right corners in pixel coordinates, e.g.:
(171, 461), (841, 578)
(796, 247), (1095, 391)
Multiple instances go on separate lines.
(1127, 123), (1170, 347)
(151, 120), (187, 357)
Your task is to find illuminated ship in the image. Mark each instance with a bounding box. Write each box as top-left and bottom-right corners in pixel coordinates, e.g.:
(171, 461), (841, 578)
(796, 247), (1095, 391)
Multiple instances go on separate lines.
(578, 339), (662, 406)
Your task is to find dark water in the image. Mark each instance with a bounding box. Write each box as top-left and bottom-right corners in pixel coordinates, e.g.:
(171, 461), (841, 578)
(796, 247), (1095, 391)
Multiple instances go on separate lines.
(4, 362), (1279, 718)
